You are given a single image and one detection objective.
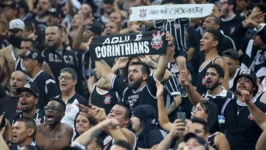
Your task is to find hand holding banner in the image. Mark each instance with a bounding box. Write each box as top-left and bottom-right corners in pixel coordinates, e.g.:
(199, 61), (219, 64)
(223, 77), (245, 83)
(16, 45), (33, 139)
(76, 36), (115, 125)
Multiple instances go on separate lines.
(90, 31), (167, 60)
(129, 4), (214, 21)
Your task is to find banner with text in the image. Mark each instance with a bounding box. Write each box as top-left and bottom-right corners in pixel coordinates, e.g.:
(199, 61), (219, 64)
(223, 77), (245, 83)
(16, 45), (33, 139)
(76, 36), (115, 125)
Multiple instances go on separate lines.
(90, 31), (167, 60)
(129, 4), (214, 21)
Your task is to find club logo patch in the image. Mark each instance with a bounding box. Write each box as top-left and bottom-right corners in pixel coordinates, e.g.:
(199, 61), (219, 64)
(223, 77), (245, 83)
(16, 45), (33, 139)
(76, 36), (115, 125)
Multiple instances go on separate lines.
(104, 95), (112, 104)
(139, 9), (147, 18)
(151, 31), (165, 50)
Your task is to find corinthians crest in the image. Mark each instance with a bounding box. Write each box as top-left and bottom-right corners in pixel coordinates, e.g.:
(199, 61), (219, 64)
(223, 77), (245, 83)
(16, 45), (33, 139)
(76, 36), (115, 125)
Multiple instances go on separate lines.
(151, 31), (165, 50)
(139, 9), (147, 18)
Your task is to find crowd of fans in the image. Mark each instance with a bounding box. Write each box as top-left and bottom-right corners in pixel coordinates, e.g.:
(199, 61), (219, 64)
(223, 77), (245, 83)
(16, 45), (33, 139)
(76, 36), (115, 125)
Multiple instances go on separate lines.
(0, 0), (266, 149)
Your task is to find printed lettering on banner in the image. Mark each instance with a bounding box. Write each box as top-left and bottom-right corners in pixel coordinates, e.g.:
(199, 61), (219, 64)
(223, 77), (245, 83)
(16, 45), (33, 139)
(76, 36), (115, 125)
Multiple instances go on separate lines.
(90, 31), (167, 60)
(129, 4), (214, 21)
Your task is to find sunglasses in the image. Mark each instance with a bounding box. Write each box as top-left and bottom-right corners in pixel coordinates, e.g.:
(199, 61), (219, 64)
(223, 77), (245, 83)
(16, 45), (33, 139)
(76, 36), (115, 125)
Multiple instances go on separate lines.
(44, 106), (62, 112)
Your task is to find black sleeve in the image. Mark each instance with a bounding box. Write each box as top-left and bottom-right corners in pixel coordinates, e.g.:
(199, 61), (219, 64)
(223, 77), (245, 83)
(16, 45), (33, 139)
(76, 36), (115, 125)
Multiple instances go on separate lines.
(153, 20), (164, 28)
(147, 129), (164, 148)
(8, 35), (22, 48)
(45, 78), (61, 100)
(111, 75), (127, 98)
(147, 74), (158, 99)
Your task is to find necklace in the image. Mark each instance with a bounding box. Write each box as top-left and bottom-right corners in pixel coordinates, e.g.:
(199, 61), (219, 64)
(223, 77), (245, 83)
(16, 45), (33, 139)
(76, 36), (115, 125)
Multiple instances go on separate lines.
(237, 105), (246, 116)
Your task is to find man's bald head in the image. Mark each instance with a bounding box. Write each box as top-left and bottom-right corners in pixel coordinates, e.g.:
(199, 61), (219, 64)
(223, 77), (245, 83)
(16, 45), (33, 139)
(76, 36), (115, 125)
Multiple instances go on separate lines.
(10, 71), (27, 94)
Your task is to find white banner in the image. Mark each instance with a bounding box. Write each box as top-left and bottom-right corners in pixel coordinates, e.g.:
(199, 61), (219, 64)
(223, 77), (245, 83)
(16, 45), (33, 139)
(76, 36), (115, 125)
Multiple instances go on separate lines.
(129, 4), (214, 21)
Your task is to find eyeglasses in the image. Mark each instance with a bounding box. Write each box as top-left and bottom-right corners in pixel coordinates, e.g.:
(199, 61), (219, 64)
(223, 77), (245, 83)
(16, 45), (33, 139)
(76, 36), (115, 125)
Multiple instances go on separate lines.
(58, 76), (72, 81)
(44, 106), (62, 112)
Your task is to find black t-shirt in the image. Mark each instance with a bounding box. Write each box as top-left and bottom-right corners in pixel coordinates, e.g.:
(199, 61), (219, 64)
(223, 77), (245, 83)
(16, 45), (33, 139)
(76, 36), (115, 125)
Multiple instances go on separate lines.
(111, 74), (158, 111)
(136, 128), (164, 149)
(0, 96), (21, 121)
(11, 109), (45, 126)
(90, 84), (119, 114)
(220, 15), (244, 50)
(222, 92), (266, 150)
(30, 70), (60, 110)
(0, 86), (6, 100)
(218, 33), (236, 55)
(42, 47), (85, 97)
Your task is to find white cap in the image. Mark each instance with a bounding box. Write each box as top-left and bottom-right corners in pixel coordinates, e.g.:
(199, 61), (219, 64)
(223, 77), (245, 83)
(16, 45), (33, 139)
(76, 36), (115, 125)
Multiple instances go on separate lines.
(9, 19), (25, 31)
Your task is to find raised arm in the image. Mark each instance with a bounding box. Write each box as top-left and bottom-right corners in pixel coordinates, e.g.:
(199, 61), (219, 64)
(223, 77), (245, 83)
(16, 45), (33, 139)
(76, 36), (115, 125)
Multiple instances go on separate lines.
(256, 129), (266, 150)
(96, 58), (128, 90)
(155, 80), (173, 131)
(241, 91), (266, 130)
(179, 70), (204, 106)
(95, 60), (115, 84)
(72, 13), (93, 51)
(154, 32), (174, 81)
(213, 57), (229, 90)
(74, 118), (120, 146)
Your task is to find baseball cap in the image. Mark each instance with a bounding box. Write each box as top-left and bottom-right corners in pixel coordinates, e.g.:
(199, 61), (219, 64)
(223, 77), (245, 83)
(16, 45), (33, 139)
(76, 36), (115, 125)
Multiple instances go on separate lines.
(233, 71), (258, 95)
(184, 133), (209, 150)
(103, 0), (114, 4)
(1, 1), (19, 10)
(20, 50), (45, 63)
(222, 49), (239, 62)
(16, 83), (39, 98)
(86, 24), (103, 36)
(46, 8), (61, 18)
(9, 19), (25, 31)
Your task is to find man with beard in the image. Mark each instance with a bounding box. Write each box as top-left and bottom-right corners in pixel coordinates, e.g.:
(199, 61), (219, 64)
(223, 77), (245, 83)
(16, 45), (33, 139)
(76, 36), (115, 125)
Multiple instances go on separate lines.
(42, 25), (85, 97)
(12, 83), (45, 126)
(95, 32), (173, 111)
(218, 0), (243, 50)
(36, 98), (73, 150)
(30, 0), (52, 31)
(180, 70), (266, 150)
(196, 29), (229, 95)
(222, 49), (249, 92)
(11, 118), (37, 150)
(22, 50), (60, 110)
(0, 71), (27, 121)
(179, 64), (234, 115)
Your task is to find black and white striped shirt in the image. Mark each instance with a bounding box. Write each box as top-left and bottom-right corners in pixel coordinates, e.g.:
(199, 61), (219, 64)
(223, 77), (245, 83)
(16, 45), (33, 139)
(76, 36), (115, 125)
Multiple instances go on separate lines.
(153, 19), (189, 55)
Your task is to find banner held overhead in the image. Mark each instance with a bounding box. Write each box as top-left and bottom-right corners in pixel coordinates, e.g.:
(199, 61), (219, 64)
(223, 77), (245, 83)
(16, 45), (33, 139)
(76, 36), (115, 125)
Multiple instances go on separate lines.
(90, 31), (167, 60)
(129, 4), (214, 21)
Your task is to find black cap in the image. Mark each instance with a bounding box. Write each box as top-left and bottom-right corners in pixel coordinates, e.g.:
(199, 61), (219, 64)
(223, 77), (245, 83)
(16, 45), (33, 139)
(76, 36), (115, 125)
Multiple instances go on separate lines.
(1, 1), (19, 9)
(234, 71), (258, 95)
(222, 49), (239, 62)
(184, 133), (209, 150)
(20, 50), (44, 63)
(16, 83), (39, 98)
(46, 8), (61, 18)
(86, 24), (102, 36)
(103, 0), (114, 4)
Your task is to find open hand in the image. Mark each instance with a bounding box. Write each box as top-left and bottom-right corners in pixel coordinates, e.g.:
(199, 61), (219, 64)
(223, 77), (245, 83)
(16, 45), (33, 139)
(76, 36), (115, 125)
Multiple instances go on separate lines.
(155, 79), (164, 97)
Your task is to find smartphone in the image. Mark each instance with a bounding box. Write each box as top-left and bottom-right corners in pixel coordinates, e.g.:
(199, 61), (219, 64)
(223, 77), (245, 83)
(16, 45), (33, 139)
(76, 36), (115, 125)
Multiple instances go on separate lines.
(177, 112), (186, 123)
(0, 113), (6, 130)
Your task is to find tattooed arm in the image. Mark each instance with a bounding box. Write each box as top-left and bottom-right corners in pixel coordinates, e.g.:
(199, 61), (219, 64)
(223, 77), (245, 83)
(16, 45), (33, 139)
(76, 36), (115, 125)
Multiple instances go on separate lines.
(166, 96), (182, 115)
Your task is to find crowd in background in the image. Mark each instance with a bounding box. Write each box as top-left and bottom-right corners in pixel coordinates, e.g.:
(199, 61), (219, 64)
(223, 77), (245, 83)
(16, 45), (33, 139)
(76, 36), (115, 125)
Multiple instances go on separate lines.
(0, 0), (266, 150)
